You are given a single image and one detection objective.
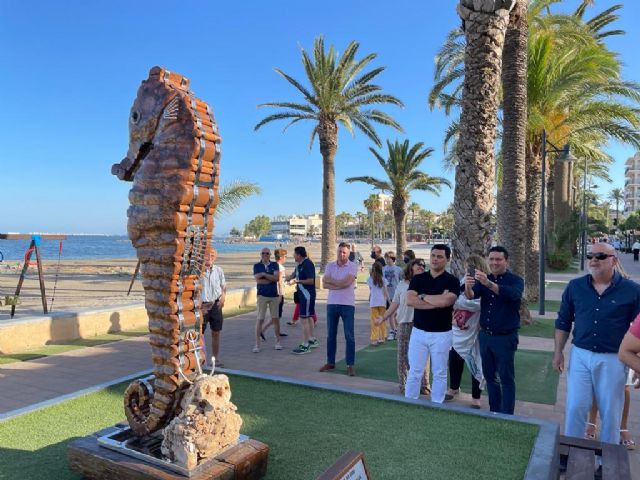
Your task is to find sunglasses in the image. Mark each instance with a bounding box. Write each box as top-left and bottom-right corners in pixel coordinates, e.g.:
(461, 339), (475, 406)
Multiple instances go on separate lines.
(586, 253), (614, 260)
(261, 252), (270, 255)
(416, 262), (426, 267)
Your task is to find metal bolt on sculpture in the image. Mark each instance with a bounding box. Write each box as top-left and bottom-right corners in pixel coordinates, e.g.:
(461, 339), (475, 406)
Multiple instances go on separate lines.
(111, 66), (221, 436)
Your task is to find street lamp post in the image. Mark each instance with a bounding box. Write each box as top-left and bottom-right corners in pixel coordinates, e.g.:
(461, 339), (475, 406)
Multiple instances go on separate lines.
(579, 160), (590, 271)
(539, 129), (577, 315)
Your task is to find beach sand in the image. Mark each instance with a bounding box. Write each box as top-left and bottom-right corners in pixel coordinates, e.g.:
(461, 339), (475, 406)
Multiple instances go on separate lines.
(0, 242), (427, 320)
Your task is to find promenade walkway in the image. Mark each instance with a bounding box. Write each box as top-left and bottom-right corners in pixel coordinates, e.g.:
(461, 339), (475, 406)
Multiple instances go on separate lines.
(2, 249), (640, 477)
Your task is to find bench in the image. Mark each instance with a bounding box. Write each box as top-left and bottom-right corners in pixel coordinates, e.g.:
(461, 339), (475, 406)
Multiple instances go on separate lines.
(559, 435), (630, 479)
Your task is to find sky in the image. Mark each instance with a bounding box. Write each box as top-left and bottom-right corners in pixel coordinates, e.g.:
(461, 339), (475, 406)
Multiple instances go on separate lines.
(1, 0), (639, 235)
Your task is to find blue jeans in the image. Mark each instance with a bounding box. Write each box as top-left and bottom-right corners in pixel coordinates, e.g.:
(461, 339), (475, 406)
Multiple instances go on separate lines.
(326, 304), (355, 366)
(479, 330), (517, 414)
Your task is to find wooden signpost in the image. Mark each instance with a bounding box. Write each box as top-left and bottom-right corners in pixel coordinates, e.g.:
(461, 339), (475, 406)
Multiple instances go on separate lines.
(317, 451), (371, 480)
(0, 233), (66, 318)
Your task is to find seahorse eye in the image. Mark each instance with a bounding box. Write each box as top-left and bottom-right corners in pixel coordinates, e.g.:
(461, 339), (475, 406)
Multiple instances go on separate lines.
(131, 110), (141, 124)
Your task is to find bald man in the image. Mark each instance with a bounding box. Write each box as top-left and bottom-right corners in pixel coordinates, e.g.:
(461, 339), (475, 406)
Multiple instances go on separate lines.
(554, 242), (640, 445)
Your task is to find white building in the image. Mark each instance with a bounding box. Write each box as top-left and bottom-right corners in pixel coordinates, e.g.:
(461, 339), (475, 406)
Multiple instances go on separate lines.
(269, 214), (323, 237)
(624, 152), (640, 215)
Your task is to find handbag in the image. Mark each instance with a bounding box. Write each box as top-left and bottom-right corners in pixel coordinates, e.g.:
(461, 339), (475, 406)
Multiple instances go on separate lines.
(293, 290), (300, 304)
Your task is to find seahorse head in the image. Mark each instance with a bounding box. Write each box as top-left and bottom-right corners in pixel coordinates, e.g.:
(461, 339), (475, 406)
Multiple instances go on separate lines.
(111, 66), (187, 181)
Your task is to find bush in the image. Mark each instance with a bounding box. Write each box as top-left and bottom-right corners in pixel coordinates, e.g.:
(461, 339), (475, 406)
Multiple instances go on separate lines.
(548, 250), (572, 270)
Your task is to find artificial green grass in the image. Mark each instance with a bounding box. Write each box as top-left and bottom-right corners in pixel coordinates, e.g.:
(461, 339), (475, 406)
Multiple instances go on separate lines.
(331, 342), (558, 405)
(0, 375), (538, 480)
(520, 317), (556, 339)
(0, 329), (149, 364)
(0, 307), (257, 365)
(545, 280), (568, 289)
(527, 299), (561, 313)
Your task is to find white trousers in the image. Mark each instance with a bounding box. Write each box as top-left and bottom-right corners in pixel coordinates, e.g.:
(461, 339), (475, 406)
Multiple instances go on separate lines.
(405, 328), (452, 403)
(565, 346), (626, 444)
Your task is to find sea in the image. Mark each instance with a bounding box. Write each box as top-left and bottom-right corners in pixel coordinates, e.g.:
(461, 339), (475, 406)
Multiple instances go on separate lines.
(0, 235), (281, 261)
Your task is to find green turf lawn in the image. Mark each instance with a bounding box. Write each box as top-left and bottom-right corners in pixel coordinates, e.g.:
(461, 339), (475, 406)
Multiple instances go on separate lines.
(0, 329), (149, 365)
(331, 342), (558, 405)
(545, 280), (568, 289)
(0, 375), (538, 480)
(0, 307), (257, 365)
(527, 299), (561, 313)
(520, 317), (556, 339)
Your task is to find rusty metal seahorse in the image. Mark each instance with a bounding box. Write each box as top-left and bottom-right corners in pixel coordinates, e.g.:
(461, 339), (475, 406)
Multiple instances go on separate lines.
(111, 66), (221, 435)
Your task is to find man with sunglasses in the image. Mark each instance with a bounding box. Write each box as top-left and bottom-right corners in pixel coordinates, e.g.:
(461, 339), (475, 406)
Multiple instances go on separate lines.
(554, 242), (640, 445)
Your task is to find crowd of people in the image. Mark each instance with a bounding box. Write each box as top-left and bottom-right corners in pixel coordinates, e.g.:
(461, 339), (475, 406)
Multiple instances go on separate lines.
(199, 239), (640, 449)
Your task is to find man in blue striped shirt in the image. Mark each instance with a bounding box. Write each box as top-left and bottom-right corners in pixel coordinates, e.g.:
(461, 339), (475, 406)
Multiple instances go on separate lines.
(553, 242), (640, 444)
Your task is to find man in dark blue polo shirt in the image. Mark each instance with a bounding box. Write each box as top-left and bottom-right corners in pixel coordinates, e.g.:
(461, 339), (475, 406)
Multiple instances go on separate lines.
(464, 246), (524, 415)
(252, 248), (281, 353)
(553, 242), (640, 445)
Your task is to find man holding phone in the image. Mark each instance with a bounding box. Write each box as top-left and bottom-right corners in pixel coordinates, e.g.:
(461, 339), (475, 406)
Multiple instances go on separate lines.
(464, 246), (523, 415)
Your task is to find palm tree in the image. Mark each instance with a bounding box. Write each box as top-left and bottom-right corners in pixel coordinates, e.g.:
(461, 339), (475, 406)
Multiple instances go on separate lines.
(408, 202), (421, 236)
(346, 140), (450, 262)
(363, 193), (381, 248)
(500, 0), (528, 280)
(452, 0), (515, 274)
(609, 188), (624, 228)
(215, 180), (261, 216)
(254, 36), (403, 270)
(431, 1), (640, 297)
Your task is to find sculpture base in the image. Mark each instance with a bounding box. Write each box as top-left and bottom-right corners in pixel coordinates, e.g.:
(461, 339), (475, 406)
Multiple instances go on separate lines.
(68, 423), (268, 479)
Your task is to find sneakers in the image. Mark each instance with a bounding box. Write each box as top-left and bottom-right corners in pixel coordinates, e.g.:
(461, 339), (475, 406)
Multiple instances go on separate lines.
(275, 342), (283, 350)
(387, 330), (396, 341)
(308, 338), (320, 349)
(279, 332), (288, 337)
(292, 344), (311, 354)
(252, 345), (260, 353)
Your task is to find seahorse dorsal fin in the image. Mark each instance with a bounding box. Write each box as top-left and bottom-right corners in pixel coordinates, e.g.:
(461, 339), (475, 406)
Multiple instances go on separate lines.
(148, 66), (191, 91)
(163, 96), (180, 120)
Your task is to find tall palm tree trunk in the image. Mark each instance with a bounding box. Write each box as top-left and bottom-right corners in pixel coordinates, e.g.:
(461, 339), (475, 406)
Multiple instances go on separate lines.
(319, 118), (338, 271)
(500, 0), (529, 323)
(525, 140), (543, 302)
(392, 196), (408, 263)
(453, 0), (514, 275)
(500, 0), (527, 276)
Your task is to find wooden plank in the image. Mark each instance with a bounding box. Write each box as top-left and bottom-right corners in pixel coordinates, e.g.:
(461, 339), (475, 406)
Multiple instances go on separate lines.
(128, 260), (141, 295)
(34, 245), (48, 314)
(560, 434), (603, 455)
(68, 434), (268, 480)
(10, 239), (34, 318)
(566, 446), (595, 480)
(0, 233), (66, 240)
(601, 443), (631, 480)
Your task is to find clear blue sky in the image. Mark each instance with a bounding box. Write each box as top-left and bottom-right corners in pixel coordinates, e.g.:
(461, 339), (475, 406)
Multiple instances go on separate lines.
(1, 0), (638, 235)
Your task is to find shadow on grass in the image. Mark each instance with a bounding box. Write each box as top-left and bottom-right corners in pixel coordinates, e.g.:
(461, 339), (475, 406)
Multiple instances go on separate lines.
(0, 440), (82, 480)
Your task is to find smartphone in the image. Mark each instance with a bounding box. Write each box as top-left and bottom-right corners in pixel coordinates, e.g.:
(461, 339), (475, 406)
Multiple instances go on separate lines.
(467, 266), (476, 277)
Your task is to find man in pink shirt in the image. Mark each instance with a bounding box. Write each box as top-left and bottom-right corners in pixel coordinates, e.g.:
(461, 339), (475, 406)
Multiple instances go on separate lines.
(619, 316), (640, 384)
(320, 242), (358, 376)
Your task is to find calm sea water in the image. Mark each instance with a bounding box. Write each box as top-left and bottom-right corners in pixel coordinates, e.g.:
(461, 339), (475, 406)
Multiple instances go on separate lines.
(0, 235), (280, 261)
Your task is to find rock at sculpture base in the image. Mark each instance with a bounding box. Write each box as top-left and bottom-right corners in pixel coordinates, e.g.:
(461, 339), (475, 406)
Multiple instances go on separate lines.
(68, 424), (268, 480)
(161, 374), (243, 470)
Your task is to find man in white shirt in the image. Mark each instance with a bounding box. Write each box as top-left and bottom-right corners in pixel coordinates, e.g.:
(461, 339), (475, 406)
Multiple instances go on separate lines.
(201, 248), (226, 368)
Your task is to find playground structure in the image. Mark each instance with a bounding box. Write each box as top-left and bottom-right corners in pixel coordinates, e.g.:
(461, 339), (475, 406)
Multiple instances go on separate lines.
(0, 233), (65, 318)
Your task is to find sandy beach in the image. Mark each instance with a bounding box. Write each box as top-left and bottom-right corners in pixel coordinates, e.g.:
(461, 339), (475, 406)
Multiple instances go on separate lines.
(0, 241), (427, 320)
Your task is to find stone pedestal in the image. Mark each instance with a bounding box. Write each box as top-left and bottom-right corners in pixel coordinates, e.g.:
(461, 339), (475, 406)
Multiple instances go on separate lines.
(67, 424), (268, 480)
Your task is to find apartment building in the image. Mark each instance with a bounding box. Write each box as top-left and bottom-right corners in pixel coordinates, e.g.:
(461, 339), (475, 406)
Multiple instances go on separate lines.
(625, 152), (640, 214)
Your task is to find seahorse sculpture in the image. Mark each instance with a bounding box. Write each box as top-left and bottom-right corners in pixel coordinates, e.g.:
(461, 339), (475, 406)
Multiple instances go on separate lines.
(111, 66), (221, 435)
